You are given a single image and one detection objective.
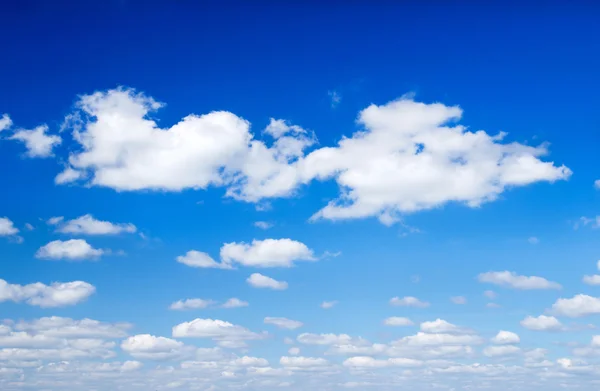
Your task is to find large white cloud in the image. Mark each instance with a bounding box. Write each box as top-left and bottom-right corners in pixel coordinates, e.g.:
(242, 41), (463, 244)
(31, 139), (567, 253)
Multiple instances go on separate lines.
(35, 239), (104, 261)
(477, 271), (561, 290)
(56, 88), (570, 225)
(0, 278), (95, 307)
(54, 214), (136, 235)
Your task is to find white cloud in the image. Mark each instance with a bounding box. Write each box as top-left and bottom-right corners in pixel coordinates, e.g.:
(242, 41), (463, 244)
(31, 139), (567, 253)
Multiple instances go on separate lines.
(583, 275), (600, 285)
(477, 271), (561, 290)
(10, 125), (61, 158)
(343, 356), (423, 368)
(47, 216), (64, 225)
(483, 345), (521, 357)
(450, 296), (466, 304)
(0, 113), (12, 131)
(594, 179), (600, 189)
(0, 217), (19, 236)
(220, 238), (315, 268)
(24, 223), (34, 231)
(169, 299), (215, 311)
(264, 317), (303, 330)
(36, 239), (104, 261)
(551, 294), (600, 317)
(280, 356), (329, 368)
(221, 298), (249, 308)
(56, 214), (136, 235)
(391, 332), (483, 347)
(56, 88), (569, 225)
(484, 290), (497, 299)
(171, 318), (265, 345)
(328, 90), (341, 108)
(389, 296), (430, 308)
(420, 319), (468, 334)
(121, 334), (191, 360)
(383, 317), (414, 327)
(520, 315), (563, 331)
(297, 333), (354, 346)
(0, 278), (95, 307)
(176, 250), (232, 269)
(528, 236), (539, 244)
(15, 317), (131, 338)
(247, 273), (288, 290)
(55, 167), (83, 184)
(254, 221), (273, 229)
(288, 347), (300, 356)
(491, 331), (520, 345)
(320, 301), (338, 309)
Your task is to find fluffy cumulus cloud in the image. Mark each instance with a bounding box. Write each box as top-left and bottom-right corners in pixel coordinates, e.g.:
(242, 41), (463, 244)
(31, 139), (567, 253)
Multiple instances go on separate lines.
(9, 125), (61, 158)
(172, 318), (266, 347)
(169, 298), (215, 311)
(478, 271), (561, 290)
(0, 278), (95, 307)
(550, 294), (600, 317)
(0, 217), (19, 236)
(54, 214), (136, 235)
(521, 315), (564, 331)
(0, 113), (12, 131)
(54, 88), (570, 225)
(121, 334), (193, 360)
(491, 331), (520, 345)
(220, 239), (315, 268)
(246, 273), (288, 290)
(35, 239), (104, 261)
(176, 238), (315, 269)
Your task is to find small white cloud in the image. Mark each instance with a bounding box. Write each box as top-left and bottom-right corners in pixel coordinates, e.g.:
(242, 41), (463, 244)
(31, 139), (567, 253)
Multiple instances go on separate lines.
(36, 239), (104, 261)
(0, 114), (12, 131)
(520, 315), (563, 331)
(254, 221), (273, 230)
(383, 317), (414, 327)
(328, 90), (341, 108)
(484, 290), (497, 299)
(420, 319), (469, 335)
(389, 296), (430, 308)
(583, 275), (600, 286)
(288, 347), (300, 356)
(220, 238), (315, 268)
(551, 294), (600, 318)
(121, 334), (192, 360)
(478, 271), (561, 290)
(491, 331), (520, 345)
(483, 345), (521, 357)
(24, 223), (34, 231)
(169, 299), (215, 311)
(56, 214), (136, 235)
(172, 318), (265, 344)
(10, 125), (61, 158)
(0, 278), (95, 307)
(264, 317), (303, 330)
(528, 236), (539, 244)
(55, 167), (83, 184)
(47, 216), (64, 225)
(0, 217), (19, 236)
(176, 250), (232, 269)
(594, 179), (600, 189)
(247, 273), (288, 290)
(320, 301), (338, 309)
(450, 296), (467, 305)
(221, 298), (249, 308)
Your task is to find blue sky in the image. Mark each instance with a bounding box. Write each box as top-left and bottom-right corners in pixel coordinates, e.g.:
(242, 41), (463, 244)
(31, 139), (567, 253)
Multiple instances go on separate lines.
(1, 1), (600, 390)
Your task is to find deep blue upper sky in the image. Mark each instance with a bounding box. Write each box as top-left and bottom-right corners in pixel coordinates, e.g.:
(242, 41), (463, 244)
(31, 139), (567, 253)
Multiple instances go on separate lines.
(1, 2), (600, 391)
